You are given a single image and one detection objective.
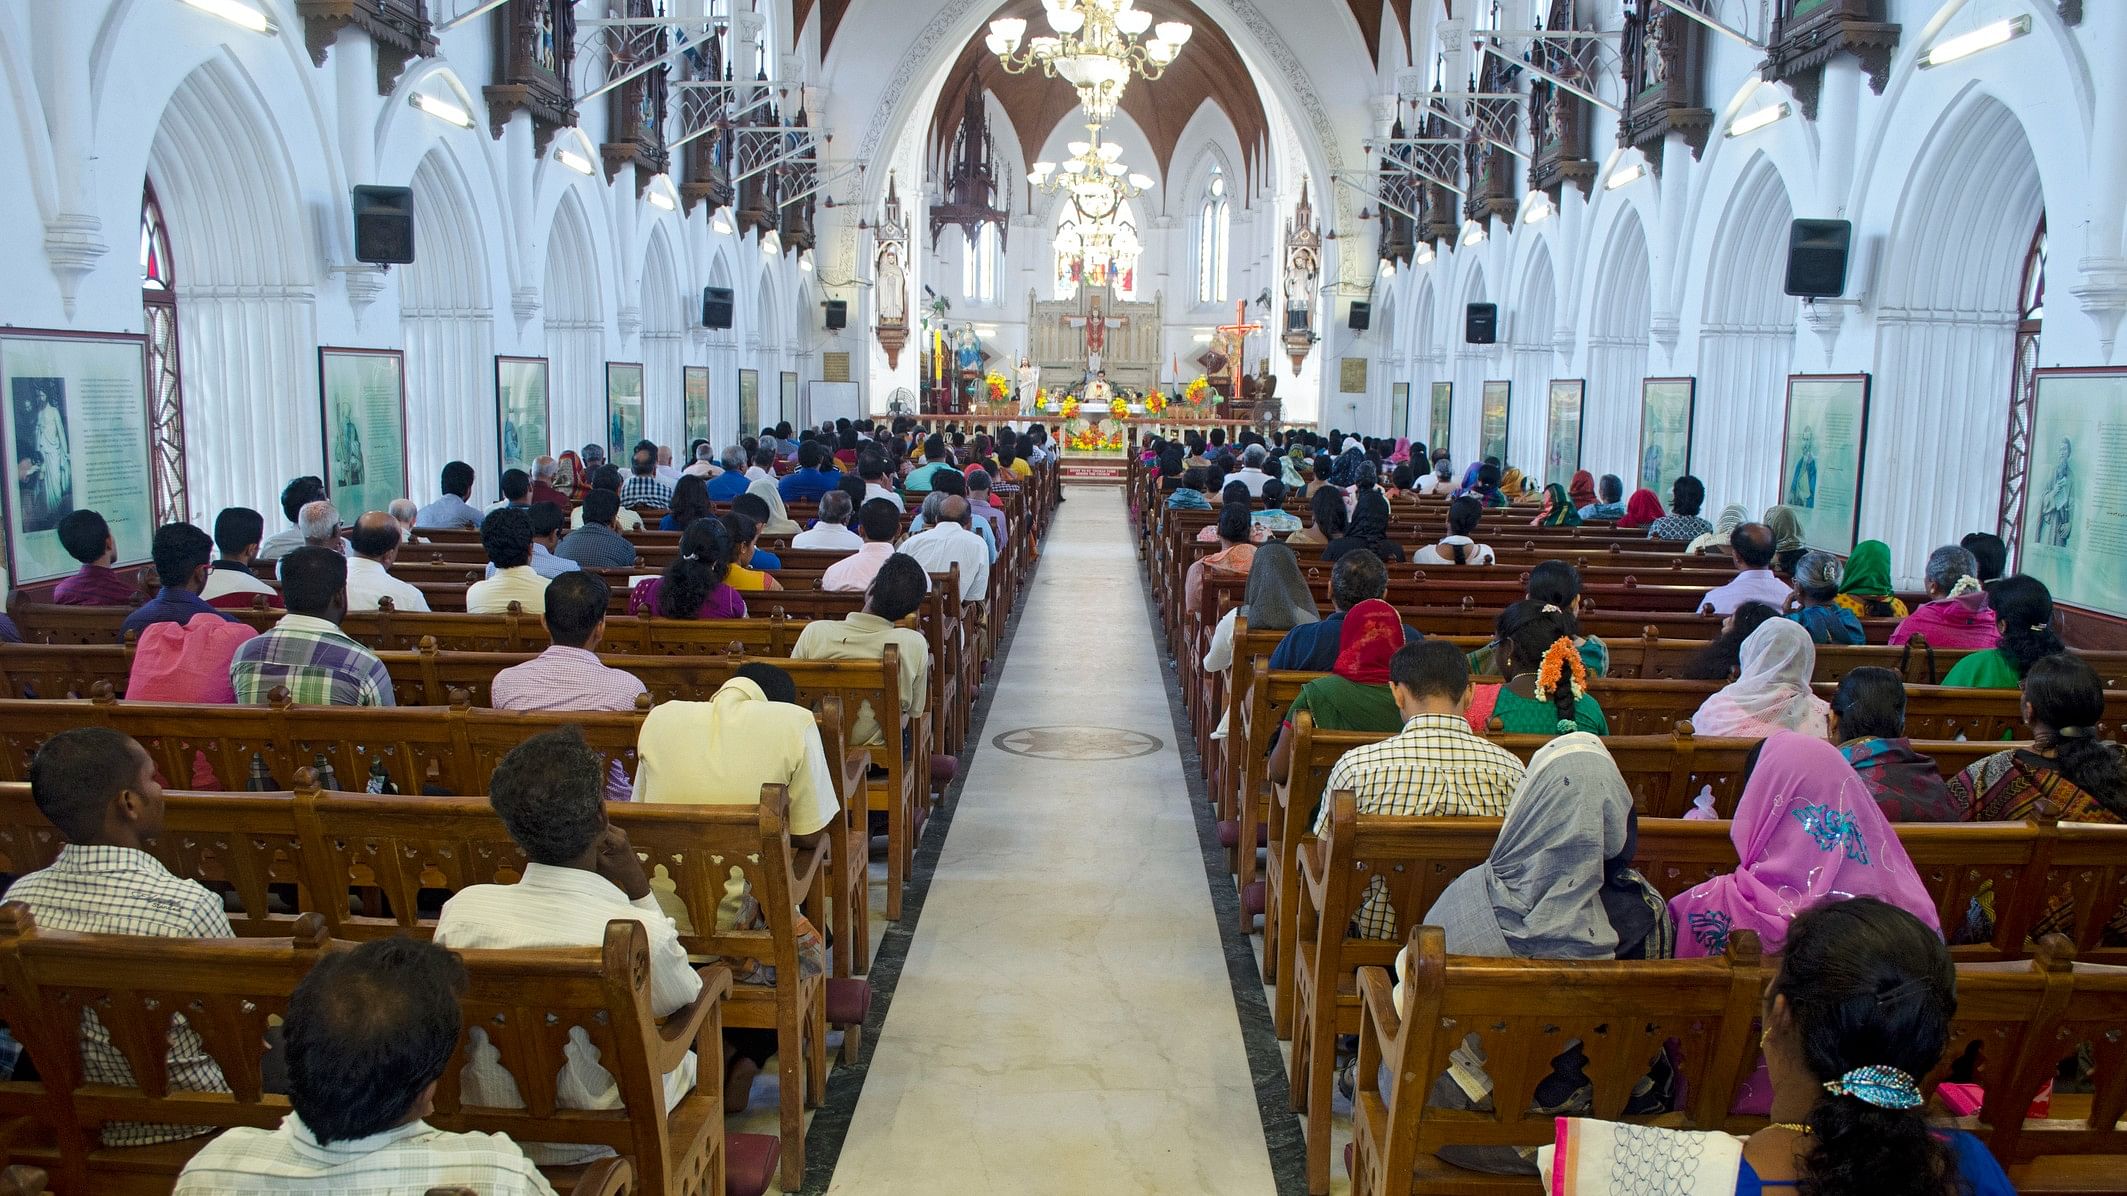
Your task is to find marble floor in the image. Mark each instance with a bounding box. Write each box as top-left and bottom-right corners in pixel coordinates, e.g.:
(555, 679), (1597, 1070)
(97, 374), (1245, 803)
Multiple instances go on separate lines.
(822, 485), (1285, 1194)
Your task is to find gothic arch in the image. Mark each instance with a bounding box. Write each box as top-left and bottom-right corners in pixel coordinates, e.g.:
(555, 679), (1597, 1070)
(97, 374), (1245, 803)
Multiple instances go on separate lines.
(1586, 210), (1652, 488)
(544, 192), (604, 455)
(1695, 155), (1796, 518)
(146, 57), (318, 522)
(402, 149), (496, 493)
(1509, 243), (1557, 478)
(1451, 261), (1492, 465)
(641, 227), (687, 450)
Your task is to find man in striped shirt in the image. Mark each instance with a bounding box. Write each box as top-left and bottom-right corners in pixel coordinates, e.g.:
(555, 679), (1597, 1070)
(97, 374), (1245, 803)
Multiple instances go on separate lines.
(1314, 640), (1526, 939)
(174, 938), (555, 1195)
(229, 547), (395, 706)
(3, 728), (235, 1145)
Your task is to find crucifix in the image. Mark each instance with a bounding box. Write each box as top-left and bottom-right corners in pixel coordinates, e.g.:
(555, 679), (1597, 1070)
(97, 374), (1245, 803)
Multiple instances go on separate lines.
(1215, 298), (1263, 402)
(1061, 292), (1127, 375)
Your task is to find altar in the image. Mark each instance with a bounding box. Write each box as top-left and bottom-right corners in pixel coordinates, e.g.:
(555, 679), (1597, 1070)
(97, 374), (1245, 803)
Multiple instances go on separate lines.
(1028, 281), (1162, 396)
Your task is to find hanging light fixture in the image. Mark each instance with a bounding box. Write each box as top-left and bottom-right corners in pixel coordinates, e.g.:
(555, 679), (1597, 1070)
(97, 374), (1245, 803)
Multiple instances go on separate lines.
(987, 1), (1193, 125)
(1031, 125), (1154, 223)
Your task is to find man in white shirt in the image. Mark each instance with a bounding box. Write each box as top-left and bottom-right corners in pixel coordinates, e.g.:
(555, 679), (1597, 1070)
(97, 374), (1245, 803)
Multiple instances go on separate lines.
(342, 512), (431, 613)
(744, 442), (777, 483)
(173, 937), (557, 1196)
(1697, 522), (1793, 615)
(655, 444), (683, 484)
(1230, 445), (1273, 497)
(466, 508), (550, 615)
(899, 493), (989, 606)
(792, 490), (864, 551)
(858, 454), (905, 512)
(259, 477), (326, 562)
(433, 729), (702, 1165)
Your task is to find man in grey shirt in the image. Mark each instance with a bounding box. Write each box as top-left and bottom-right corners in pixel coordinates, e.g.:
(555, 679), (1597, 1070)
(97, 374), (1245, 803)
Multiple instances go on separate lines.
(557, 489), (639, 569)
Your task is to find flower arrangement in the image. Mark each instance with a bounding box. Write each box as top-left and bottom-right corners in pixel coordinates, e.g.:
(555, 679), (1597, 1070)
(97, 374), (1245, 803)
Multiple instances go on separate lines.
(1033, 388), (1052, 412)
(1060, 396), (1081, 420)
(1109, 395), (1129, 419)
(1143, 393), (1168, 416)
(1532, 637), (1590, 704)
(984, 372), (1009, 404)
(1183, 375), (1212, 408)
(1066, 426), (1128, 451)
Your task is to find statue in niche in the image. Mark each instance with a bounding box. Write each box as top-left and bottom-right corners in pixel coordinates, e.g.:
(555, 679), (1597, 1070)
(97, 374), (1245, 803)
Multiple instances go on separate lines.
(1645, 10), (1671, 86)
(1285, 245), (1318, 329)
(876, 244), (907, 325)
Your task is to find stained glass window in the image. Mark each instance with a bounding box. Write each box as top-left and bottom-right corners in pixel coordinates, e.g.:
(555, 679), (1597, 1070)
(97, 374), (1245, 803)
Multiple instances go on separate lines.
(1196, 166), (1230, 304)
(141, 181), (188, 524)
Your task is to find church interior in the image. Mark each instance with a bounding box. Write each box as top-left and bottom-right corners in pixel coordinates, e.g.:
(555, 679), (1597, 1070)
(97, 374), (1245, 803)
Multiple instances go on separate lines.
(0, 1), (2122, 1194)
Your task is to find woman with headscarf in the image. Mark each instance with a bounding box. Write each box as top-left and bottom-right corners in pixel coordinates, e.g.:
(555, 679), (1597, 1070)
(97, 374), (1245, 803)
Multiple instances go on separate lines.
(1267, 599), (1408, 783)
(1834, 539), (1909, 619)
(1669, 731), (1940, 958)
(1689, 618), (1831, 738)
(743, 476), (801, 537)
(1760, 504), (1807, 574)
(1322, 489), (1405, 563)
(1531, 482), (1583, 527)
(1566, 469), (1597, 514)
(1889, 545), (1996, 649)
(1279, 449), (1307, 490)
(1498, 466), (1530, 503)
(1686, 503), (1750, 556)
(1327, 446), (1368, 489)
(1459, 459), (1486, 494)
(555, 449), (588, 502)
(1203, 544), (1320, 740)
(1617, 488), (1665, 531)
(1390, 734), (1676, 1176)
(1388, 437), (1412, 465)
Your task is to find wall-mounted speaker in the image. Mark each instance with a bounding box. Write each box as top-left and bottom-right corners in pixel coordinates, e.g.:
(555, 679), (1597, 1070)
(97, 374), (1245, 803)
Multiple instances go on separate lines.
(701, 286), (735, 329)
(351, 185), (414, 265)
(1465, 302), (1498, 344)
(1348, 302), (1371, 332)
(823, 299), (847, 330)
(1784, 219), (1853, 299)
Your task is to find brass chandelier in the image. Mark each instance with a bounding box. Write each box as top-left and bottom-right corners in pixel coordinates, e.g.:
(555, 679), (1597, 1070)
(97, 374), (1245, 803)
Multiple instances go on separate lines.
(985, 0), (1193, 125)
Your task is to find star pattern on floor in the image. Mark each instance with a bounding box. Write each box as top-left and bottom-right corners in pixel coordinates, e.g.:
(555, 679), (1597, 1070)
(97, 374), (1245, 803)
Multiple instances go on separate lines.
(989, 724), (1165, 761)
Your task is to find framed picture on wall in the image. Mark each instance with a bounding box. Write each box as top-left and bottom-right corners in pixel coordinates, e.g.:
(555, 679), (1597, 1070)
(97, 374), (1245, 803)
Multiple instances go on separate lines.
(605, 362), (644, 461)
(0, 329), (154, 584)
(738, 368), (760, 436)
(1429, 381), (1452, 455)
(779, 370), (799, 426)
(683, 365), (711, 447)
(1638, 377), (1696, 501)
(1339, 358), (1368, 395)
(1480, 381), (1511, 466)
(495, 356), (550, 476)
(1391, 382), (1411, 443)
(1780, 374), (1872, 556)
(2017, 368), (2127, 618)
(319, 348), (408, 523)
(1544, 379), (1585, 489)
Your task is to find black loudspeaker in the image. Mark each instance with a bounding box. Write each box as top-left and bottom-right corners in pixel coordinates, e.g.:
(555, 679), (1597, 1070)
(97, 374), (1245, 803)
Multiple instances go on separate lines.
(351, 185), (414, 265)
(1784, 219), (1853, 298)
(1465, 302), (1498, 344)
(1348, 302), (1371, 331)
(701, 286), (735, 329)
(823, 299), (847, 330)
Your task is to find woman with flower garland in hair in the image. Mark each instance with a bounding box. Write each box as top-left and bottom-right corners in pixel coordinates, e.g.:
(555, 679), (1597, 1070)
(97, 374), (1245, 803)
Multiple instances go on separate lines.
(1463, 600), (1610, 736)
(1541, 895), (2013, 1196)
(1938, 574), (2067, 688)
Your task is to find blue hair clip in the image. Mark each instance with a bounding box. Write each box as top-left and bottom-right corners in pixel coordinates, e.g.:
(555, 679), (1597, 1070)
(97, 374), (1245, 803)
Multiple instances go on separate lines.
(1822, 1065), (1923, 1110)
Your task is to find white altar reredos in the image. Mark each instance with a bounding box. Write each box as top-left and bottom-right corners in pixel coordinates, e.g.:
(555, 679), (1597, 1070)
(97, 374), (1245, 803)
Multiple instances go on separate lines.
(1028, 283), (1163, 395)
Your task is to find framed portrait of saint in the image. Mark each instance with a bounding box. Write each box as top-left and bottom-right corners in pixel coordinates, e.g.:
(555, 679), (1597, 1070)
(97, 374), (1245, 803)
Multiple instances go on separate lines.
(683, 365), (711, 447)
(1638, 377), (1696, 501)
(1429, 381), (1452, 455)
(1780, 374), (1872, 556)
(1480, 381), (1511, 466)
(495, 356), (550, 476)
(319, 348), (408, 523)
(0, 329), (154, 583)
(1544, 379), (1585, 489)
(2017, 368), (2127, 617)
(779, 370), (799, 426)
(738, 368), (760, 436)
(605, 362), (644, 461)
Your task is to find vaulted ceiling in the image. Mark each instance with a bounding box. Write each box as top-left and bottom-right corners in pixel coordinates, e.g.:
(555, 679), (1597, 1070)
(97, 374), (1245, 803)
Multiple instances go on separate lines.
(925, 0), (1270, 192)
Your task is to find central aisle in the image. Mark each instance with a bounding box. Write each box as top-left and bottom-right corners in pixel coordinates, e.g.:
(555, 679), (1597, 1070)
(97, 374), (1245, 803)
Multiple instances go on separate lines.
(826, 485), (1278, 1194)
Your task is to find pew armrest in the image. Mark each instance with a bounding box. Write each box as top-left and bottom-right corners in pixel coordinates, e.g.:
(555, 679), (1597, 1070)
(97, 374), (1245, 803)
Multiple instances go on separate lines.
(573, 1155), (636, 1196)
(658, 964), (734, 1074)
(789, 838), (828, 905)
(1359, 965), (1401, 1046)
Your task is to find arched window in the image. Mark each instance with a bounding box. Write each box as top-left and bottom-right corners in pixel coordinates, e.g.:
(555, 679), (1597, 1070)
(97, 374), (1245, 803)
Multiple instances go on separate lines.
(140, 181), (188, 523)
(961, 222), (1001, 304)
(1999, 219), (2047, 549)
(1196, 165), (1229, 304)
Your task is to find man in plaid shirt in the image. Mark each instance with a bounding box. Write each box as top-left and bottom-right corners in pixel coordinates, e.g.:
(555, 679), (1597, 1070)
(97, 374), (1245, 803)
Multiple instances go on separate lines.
(617, 441), (673, 510)
(229, 546), (395, 706)
(1313, 640), (1526, 939)
(3, 728), (236, 1145)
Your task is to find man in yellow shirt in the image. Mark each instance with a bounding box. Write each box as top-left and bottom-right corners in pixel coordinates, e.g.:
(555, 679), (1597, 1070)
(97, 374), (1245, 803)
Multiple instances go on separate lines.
(790, 553), (930, 747)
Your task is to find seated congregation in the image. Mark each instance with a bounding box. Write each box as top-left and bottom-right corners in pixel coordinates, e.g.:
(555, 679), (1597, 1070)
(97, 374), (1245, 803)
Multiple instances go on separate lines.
(1132, 426), (2127, 1196)
(0, 418), (1059, 1195)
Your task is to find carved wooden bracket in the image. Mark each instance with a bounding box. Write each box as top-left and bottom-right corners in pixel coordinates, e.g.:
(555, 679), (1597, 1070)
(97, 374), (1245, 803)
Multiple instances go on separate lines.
(296, 0), (437, 95)
(1761, 0), (1901, 120)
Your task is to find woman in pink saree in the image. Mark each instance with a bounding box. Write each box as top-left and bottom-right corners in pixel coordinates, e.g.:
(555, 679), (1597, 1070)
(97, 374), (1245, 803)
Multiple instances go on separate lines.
(1669, 732), (1940, 958)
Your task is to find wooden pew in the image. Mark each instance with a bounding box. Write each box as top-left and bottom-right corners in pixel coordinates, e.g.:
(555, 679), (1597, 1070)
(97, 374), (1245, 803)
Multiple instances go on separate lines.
(0, 907), (688, 1196)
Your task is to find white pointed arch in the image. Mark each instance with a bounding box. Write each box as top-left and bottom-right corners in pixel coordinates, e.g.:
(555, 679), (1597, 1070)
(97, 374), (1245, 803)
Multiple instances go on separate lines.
(641, 227), (687, 450)
(1508, 242), (1557, 479)
(1695, 154), (1797, 519)
(402, 147), (497, 493)
(544, 191), (605, 457)
(1451, 261), (1492, 465)
(1585, 209), (1651, 491)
